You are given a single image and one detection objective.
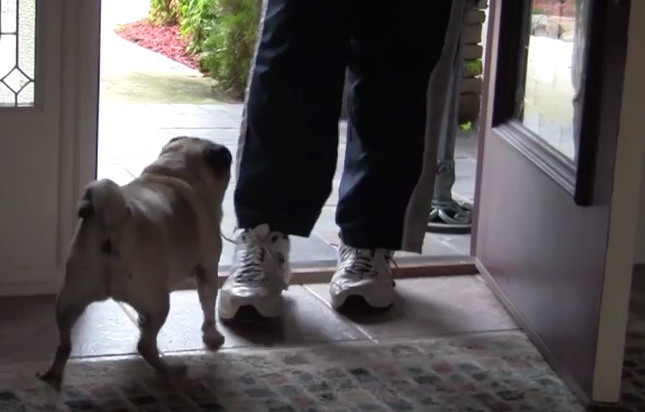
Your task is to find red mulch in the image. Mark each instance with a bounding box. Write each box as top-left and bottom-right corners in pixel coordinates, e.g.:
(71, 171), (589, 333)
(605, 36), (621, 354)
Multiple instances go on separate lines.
(115, 19), (201, 70)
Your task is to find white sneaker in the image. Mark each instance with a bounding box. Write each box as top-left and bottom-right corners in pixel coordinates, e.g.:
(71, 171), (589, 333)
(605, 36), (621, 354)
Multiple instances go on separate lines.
(217, 224), (291, 320)
(329, 243), (396, 309)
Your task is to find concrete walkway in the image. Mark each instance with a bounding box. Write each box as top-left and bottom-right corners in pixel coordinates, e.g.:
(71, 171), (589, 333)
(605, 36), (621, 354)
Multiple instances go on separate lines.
(100, 0), (221, 104)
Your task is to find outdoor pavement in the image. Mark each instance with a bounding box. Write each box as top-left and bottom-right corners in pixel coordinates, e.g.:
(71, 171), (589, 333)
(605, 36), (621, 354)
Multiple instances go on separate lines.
(96, 0), (476, 269)
(97, 103), (477, 268)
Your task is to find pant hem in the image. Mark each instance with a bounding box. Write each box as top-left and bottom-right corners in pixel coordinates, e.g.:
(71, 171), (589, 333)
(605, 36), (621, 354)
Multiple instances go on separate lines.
(237, 211), (321, 237)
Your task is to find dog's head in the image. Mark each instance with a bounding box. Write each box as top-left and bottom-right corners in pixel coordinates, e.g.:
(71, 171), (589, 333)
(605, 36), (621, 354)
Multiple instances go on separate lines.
(154, 136), (233, 202)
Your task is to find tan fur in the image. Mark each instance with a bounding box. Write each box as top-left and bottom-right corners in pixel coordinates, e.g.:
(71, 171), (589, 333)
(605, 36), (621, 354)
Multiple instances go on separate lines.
(39, 137), (232, 388)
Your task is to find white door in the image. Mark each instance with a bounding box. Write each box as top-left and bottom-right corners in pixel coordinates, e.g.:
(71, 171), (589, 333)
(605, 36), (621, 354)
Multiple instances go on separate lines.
(0, 0), (100, 295)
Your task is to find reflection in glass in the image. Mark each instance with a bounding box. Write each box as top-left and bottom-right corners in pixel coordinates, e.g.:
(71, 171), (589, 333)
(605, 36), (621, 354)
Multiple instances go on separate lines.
(518, 0), (587, 162)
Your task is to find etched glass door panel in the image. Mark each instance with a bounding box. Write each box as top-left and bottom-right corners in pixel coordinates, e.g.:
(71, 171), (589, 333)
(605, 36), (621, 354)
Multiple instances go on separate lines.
(0, 0), (36, 107)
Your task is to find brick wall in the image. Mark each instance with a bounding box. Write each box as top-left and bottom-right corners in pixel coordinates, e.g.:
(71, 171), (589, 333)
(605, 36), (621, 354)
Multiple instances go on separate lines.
(459, 0), (488, 124)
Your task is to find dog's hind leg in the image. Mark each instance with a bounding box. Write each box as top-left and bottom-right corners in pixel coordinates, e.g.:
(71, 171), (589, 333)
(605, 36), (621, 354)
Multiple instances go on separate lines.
(195, 265), (224, 350)
(132, 295), (177, 375)
(38, 291), (92, 388)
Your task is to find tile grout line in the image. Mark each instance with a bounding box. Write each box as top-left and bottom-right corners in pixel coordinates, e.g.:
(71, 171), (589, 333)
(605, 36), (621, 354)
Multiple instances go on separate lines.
(64, 328), (525, 363)
(369, 327), (523, 345)
(300, 284), (378, 342)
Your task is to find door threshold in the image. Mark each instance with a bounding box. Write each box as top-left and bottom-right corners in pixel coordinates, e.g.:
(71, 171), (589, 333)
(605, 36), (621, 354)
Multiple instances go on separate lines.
(286, 256), (478, 285)
(174, 256), (478, 290)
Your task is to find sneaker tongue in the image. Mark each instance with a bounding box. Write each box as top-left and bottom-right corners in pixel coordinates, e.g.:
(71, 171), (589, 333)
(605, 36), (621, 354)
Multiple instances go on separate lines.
(234, 224), (271, 243)
(253, 224), (271, 238)
(355, 248), (392, 265)
(356, 249), (373, 258)
(375, 248), (392, 259)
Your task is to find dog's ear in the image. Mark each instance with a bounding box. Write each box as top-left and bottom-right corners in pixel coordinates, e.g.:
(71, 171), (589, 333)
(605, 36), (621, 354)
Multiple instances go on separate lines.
(163, 136), (188, 150)
(168, 136), (188, 145)
(78, 188), (94, 218)
(160, 136), (189, 156)
(202, 144), (233, 176)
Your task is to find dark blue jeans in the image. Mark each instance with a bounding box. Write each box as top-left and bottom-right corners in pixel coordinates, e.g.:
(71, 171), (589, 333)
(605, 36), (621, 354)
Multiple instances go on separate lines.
(235, 0), (452, 250)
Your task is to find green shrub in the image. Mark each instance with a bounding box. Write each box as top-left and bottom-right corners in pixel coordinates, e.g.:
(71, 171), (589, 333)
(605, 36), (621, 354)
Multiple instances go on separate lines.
(179, 0), (218, 54)
(148, 0), (261, 99)
(149, 0), (182, 25)
(464, 59), (483, 77)
(199, 0), (261, 99)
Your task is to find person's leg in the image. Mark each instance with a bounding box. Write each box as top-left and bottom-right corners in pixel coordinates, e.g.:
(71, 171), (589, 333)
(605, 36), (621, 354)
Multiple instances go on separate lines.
(331, 0), (453, 309)
(219, 0), (349, 320)
(234, 0), (349, 235)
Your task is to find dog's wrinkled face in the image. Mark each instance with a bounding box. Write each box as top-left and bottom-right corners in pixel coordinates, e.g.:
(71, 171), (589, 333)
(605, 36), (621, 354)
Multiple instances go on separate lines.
(159, 136), (233, 199)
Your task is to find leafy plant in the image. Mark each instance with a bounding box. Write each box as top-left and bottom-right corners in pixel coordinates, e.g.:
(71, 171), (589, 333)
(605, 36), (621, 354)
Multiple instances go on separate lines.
(464, 59), (483, 77)
(459, 121), (473, 132)
(166, 0), (259, 99)
(179, 0), (218, 53)
(199, 0), (261, 99)
(149, 0), (181, 25)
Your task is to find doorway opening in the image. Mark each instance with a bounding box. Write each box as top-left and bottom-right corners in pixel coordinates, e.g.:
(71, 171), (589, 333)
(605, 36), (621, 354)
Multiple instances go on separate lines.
(96, 0), (483, 277)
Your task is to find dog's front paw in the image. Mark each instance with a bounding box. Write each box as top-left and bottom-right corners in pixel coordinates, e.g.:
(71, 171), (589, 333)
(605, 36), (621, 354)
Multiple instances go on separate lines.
(202, 328), (225, 350)
(37, 370), (63, 391)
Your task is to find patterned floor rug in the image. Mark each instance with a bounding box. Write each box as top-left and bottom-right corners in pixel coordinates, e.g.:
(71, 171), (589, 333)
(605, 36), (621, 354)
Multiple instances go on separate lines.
(0, 331), (588, 412)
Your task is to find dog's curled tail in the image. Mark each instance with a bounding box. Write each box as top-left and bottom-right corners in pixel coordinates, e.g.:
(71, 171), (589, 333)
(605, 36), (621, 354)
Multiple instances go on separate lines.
(77, 179), (130, 233)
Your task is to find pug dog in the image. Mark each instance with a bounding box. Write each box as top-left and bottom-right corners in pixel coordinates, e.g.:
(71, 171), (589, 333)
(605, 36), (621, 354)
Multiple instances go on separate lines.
(39, 136), (232, 388)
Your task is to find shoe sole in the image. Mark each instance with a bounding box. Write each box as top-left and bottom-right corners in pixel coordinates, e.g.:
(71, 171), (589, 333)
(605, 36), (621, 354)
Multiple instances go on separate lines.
(330, 285), (395, 310)
(217, 293), (283, 320)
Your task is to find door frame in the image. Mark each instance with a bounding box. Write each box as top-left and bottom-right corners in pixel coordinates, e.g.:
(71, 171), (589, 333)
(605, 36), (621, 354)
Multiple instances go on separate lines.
(66, 0), (102, 196)
(472, 0), (639, 404)
(61, 0), (102, 258)
(51, 0), (101, 295)
(0, 1), (101, 296)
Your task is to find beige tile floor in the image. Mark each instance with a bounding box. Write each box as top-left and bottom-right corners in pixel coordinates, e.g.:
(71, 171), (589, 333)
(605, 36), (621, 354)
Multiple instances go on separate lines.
(0, 276), (518, 366)
(3, 273), (645, 410)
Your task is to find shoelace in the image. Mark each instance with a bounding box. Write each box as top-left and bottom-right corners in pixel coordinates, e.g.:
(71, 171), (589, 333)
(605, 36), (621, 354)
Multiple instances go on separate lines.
(339, 246), (396, 279)
(232, 231), (273, 284)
